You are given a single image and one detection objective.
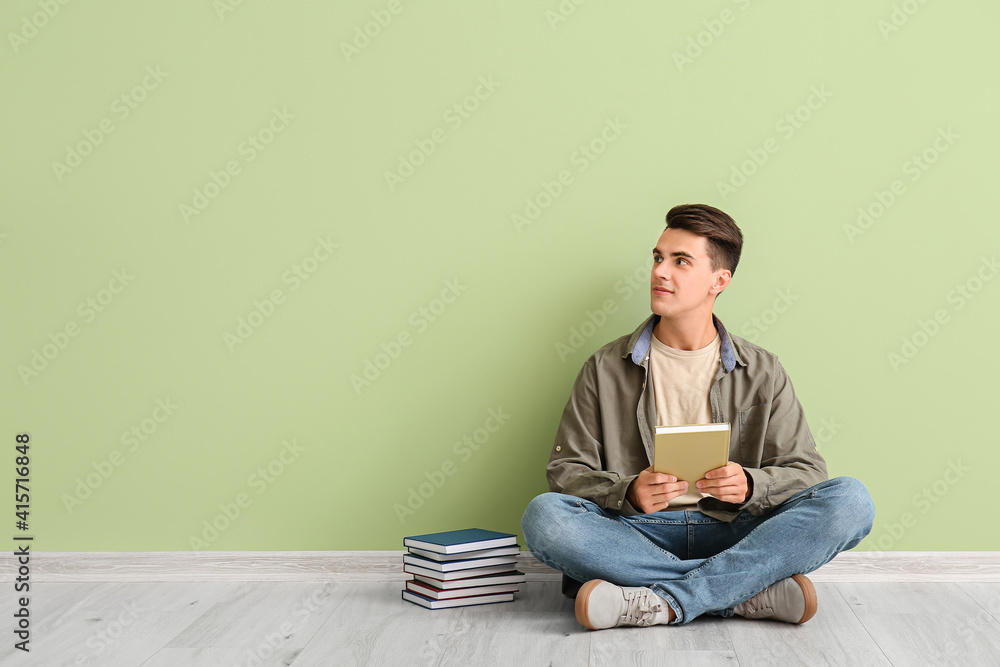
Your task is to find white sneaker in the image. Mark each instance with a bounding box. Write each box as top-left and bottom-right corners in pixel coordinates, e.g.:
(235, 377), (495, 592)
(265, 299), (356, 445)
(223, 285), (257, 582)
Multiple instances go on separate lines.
(733, 574), (818, 624)
(575, 579), (675, 630)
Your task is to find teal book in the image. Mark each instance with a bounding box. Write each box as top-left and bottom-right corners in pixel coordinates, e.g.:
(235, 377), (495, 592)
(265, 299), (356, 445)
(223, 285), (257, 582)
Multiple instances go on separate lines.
(403, 528), (517, 555)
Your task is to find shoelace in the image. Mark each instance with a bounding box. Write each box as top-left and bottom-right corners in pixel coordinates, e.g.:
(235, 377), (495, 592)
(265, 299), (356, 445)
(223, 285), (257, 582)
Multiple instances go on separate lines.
(622, 589), (664, 626)
(738, 594), (772, 618)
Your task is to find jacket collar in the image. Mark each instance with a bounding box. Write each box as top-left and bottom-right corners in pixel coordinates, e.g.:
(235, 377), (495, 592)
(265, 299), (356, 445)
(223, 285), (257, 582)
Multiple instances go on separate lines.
(624, 313), (744, 372)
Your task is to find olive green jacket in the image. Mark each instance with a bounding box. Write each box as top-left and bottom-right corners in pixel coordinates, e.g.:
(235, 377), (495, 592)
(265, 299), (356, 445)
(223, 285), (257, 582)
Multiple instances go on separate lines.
(546, 312), (828, 522)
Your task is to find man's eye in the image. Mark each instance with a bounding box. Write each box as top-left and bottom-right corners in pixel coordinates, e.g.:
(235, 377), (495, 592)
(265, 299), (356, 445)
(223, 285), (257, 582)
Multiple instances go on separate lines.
(653, 256), (662, 264)
(677, 258), (689, 266)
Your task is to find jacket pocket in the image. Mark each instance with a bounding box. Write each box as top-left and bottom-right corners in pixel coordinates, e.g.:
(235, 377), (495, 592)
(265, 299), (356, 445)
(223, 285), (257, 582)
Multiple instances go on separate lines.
(738, 403), (768, 465)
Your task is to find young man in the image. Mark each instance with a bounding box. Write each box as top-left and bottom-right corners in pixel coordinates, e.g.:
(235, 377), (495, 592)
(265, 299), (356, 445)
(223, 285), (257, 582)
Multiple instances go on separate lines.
(521, 204), (875, 629)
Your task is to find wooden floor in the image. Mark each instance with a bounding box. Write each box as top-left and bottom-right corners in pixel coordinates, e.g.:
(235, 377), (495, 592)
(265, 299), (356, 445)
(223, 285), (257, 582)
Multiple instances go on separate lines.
(4, 580), (1000, 666)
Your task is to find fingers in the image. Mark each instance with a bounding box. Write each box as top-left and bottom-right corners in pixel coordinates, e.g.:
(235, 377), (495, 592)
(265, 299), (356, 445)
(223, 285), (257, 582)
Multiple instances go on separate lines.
(637, 479), (687, 512)
(640, 462), (749, 508)
(643, 481), (687, 499)
(695, 471), (747, 503)
(704, 461), (740, 479)
(640, 467), (676, 482)
(695, 476), (740, 492)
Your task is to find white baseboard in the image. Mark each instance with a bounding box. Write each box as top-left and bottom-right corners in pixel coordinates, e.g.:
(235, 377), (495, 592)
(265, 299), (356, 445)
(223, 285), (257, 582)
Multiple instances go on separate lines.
(3, 551), (999, 583)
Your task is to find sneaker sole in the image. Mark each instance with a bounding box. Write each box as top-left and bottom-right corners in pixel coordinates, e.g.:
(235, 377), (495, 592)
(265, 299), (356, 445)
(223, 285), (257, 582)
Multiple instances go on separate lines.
(791, 573), (818, 624)
(574, 579), (608, 630)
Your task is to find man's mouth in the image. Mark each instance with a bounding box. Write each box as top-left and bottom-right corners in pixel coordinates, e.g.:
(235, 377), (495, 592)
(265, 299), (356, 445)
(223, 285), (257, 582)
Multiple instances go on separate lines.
(653, 287), (673, 294)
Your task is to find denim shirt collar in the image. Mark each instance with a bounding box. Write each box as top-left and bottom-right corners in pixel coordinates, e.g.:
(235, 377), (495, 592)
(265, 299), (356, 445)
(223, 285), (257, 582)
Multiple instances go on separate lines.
(625, 313), (744, 372)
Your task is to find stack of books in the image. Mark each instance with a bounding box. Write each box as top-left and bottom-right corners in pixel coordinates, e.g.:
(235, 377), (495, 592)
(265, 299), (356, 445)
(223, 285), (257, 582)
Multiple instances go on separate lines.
(401, 528), (527, 609)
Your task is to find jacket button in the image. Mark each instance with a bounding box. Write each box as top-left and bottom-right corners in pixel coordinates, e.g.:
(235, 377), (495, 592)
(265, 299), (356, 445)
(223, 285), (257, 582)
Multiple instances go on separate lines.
(555, 446), (561, 452)
(617, 500), (622, 507)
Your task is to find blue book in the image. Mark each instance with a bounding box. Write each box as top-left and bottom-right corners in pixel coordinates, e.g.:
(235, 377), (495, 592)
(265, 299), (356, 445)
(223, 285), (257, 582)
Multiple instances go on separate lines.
(403, 528), (517, 555)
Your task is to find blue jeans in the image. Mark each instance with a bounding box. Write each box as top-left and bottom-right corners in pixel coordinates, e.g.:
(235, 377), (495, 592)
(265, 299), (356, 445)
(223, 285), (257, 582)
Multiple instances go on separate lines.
(521, 476), (875, 624)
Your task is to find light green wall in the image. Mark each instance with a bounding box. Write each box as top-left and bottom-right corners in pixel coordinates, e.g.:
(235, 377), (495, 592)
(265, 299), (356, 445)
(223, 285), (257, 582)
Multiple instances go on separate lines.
(3, 1), (997, 552)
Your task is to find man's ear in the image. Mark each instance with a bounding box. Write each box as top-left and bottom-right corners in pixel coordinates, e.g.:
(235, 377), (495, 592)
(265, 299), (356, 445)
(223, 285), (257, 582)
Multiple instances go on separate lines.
(711, 270), (732, 295)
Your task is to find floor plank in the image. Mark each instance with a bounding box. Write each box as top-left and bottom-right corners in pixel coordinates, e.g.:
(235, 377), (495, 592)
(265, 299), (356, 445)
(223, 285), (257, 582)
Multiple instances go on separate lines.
(727, 583), (892, 666)
(589, 613), (736, 666)
(9, 579), (1000, 666)
(0, 582), (236, 667)
(839, 582), (1000, 666)
(959, 582), (1000, 621)
(290, 581), (466, 666)
(146, 581), (353, 666)
(436, 581), (589, 666)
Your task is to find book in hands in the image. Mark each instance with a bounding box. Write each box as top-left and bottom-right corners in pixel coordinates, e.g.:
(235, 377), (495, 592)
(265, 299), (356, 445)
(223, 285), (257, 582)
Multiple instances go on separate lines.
(403, 528), (517, 555)
(653, 423), (731, 484)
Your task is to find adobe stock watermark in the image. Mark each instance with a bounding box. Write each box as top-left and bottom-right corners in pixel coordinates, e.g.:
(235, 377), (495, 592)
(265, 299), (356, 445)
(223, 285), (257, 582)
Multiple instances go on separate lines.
(17, 268), (135, 386)
(924, 595), (1000, 664)
(394, 406), (512, 523)
(340, 0), (415, 63)
(867, 458), (969, 552)
(555, 261), (648, 363)
(738, 288), (799, 342)
(511, 116), (628, 234)
(69, 600), (141, 666)
(7, 0), (73, 54)
(545, 0), (590, 30)
(716, 85), (832, 200)
(843, 126), (958, 243)
(238, 587), (329, 667)
(179, 106), (295, 223)
(887, 254), (997, 372)
(812, 416), (842, 452)
(223, 235), (340, 352)
(214, 0), (249, 21)
(672, 0), (754, 72)
(51, 65), (168, 182)
(384, 75), (500, 192)
(877, 0), (931, 40)
(189, 438), (305, 550)
(350, 276), (467, 395)
(61, 398), (179, 514)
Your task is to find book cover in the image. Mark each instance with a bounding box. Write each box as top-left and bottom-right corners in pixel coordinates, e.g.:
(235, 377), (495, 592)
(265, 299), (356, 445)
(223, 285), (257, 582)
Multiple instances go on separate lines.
(412, 571), (527, 589)
(403, 562), (518, 581)
(407, 544), (521, 562)
(402, 589), (514, 610)
(653, 422), (731, 484)
(405, 579), (520, 600)
(403, 552), (518, 573)
(402, 528), (517, 555)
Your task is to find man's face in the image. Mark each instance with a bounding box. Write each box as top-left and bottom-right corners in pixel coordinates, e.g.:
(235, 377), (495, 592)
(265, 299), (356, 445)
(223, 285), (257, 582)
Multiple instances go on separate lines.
(650, 227), (730, 319)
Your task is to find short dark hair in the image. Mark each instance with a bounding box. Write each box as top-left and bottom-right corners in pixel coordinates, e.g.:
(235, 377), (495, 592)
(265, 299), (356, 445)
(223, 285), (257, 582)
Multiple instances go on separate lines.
(664, 204), (743, 276)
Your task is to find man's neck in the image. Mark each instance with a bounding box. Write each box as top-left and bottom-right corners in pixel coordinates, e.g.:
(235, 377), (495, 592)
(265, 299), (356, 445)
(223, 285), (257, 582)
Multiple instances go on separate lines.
(652, 313), (717, 351)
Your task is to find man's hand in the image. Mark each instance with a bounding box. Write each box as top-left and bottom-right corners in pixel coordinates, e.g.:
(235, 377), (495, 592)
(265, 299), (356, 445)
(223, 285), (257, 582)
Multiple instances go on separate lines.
(625, 465), (689, 514)
(695, 461), (751, 504)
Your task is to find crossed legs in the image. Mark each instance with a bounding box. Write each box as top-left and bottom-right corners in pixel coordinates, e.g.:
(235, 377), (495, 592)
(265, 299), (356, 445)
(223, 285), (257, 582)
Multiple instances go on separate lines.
(521, 476), (875, 624)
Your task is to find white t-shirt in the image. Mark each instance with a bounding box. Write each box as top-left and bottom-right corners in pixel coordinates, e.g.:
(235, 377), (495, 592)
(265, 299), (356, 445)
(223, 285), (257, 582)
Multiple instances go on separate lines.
(649, 330), (722, 509)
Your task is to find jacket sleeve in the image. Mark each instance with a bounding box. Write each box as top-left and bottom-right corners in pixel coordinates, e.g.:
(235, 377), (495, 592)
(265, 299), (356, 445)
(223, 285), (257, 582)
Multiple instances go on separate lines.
(546, 357), (638, 514)
(729, 358), (828, 517)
